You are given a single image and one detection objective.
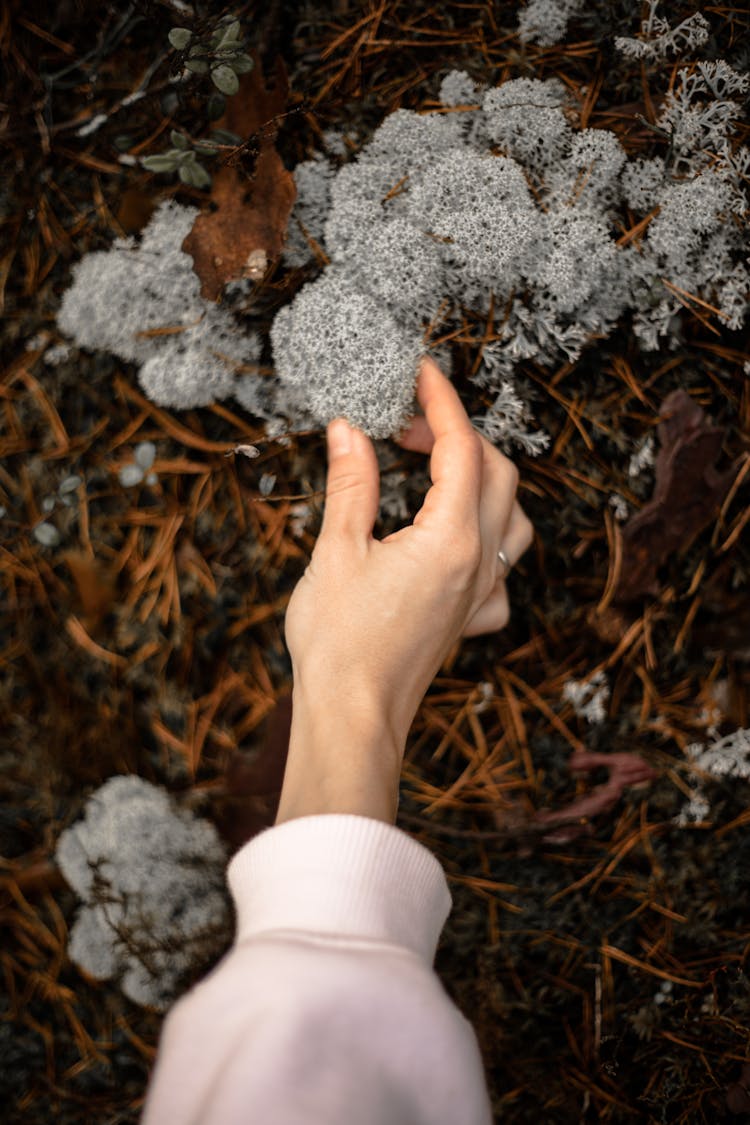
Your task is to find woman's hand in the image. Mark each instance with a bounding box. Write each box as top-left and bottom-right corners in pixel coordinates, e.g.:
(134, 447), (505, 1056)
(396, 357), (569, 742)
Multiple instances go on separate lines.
(276, 358), (534, 824)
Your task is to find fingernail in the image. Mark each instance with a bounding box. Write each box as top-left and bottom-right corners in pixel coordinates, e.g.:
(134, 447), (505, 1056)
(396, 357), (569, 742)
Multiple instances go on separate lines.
(328, 418), (352, 456)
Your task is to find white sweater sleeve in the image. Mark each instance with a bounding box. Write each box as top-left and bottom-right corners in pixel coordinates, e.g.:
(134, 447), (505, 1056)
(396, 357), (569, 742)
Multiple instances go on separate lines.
(141, 814), (493, 1125)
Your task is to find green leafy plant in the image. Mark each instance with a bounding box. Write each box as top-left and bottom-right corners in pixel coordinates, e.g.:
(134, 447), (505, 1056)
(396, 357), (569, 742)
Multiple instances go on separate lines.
(142, 129), (216, 187)
(169, 16), (253, 94)
(141, 14), (252, 190)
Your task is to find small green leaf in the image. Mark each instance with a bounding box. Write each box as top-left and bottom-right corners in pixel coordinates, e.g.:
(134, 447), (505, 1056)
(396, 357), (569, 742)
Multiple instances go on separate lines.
(207, 93), (226, 120)
(210, 128), (243, 146)
(170, 129), (189, 150)
(211, 64), (239, 96)
(218, 20), (241, 47)
(142, 153), (180, 172)
(178, 162), (198, 187)
(168, 27), (193, 50)
(185, 57), (209, 74)
(179, 160), (211, 189)
(230, 53), (254, 75)
(191, 163), (212, 189)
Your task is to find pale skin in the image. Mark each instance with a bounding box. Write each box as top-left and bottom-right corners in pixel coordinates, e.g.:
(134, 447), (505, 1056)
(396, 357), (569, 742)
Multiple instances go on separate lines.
(276, 357), (535, 826)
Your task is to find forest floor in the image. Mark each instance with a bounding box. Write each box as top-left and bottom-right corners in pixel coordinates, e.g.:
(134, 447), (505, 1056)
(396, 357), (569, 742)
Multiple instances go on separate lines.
(2, 1), (750, 1122)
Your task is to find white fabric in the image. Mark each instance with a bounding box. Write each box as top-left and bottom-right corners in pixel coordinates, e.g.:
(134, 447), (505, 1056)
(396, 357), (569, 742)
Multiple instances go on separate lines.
(142, 814), (493, 1124)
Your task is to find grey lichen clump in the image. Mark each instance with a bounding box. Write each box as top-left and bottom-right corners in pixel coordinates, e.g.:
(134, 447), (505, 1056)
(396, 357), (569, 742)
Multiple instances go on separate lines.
(56, 13), (749, 449)
(283, 49), (748, 437)
(55, 775), (231, 1011)
(614, 1), (710, 61)
(57, 200), (261, 410)
(516, 0), (709, 54)
(270, 272), (426, 440)
(516, 0), (584, 47)
(676, 727), (750, 827)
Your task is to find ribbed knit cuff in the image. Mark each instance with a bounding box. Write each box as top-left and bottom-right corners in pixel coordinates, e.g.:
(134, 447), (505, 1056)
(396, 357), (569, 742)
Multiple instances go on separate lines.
(227, 815), (451, 965)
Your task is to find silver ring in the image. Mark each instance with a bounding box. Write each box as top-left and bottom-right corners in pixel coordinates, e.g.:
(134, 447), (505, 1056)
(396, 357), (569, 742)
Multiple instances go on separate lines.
(497, 548), (512, 578)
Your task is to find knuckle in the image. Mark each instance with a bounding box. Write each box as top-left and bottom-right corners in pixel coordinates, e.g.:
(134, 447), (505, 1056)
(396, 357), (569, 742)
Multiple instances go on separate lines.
(464, 543), (483, 577)
(446, 534), (482, 579)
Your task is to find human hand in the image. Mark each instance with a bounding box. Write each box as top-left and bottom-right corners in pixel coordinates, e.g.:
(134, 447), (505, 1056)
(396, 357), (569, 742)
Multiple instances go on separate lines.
(282, 358), (534, 777)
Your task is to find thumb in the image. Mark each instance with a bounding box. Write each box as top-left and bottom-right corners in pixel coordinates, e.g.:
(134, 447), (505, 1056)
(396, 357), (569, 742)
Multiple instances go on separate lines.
(320, 418), (380, 543)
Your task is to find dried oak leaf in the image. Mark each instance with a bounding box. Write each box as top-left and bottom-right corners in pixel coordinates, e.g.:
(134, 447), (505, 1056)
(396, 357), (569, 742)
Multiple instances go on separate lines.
(183, 57), (296, 301)
(612, 390), (739, 603)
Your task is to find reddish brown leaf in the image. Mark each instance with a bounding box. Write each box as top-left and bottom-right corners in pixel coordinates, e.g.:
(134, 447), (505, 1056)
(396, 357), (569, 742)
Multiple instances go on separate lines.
(534, 751), (657, 844)
(612, 390), (740, 603)
(182, 57), (296, 301)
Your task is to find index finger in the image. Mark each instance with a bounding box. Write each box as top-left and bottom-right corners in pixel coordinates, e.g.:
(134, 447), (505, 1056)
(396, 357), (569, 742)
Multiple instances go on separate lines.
(410, 357), (482, 531)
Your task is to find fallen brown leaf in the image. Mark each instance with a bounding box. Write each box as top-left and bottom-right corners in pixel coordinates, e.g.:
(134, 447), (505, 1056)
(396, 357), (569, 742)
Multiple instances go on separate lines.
(612, 390), (740, 602)
(534, 751), (657, 843)
(182, 56), (296, 301)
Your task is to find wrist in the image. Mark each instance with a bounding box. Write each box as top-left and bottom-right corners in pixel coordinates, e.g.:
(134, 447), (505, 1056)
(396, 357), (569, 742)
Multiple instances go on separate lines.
(274, 679), (406, 825)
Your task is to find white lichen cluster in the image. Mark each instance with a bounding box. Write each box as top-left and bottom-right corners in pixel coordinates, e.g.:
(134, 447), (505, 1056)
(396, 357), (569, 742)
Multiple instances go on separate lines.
(608, 492), (630, 522)
(56, 12), (749, 448)
(624, 57), (749, 346)
(57, 200), (261, 410)
(517, 0), (584, 47)
(280, 49), (748, 437)
(561, 670), (610, 725)
(55, 775), (231, 1011)
(675, 727), (750, 826)
(281, 154), (336, 268)
(687, 727), (750, 779)
(470, 357), (550, 456)
(615, 1), (710, 61)
(627, 436), (655, 480)
(654, 60), (750, 177)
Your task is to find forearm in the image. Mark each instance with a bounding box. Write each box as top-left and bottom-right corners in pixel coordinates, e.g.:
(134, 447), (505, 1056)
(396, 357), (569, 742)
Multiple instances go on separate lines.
(275, 678), (406, 825)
